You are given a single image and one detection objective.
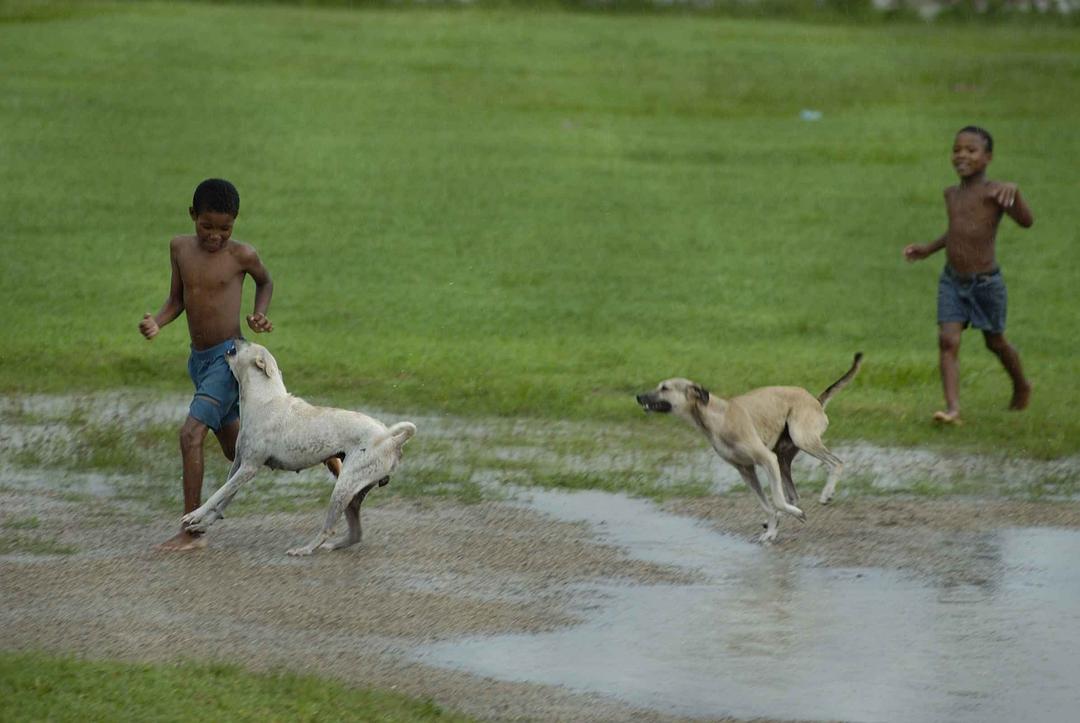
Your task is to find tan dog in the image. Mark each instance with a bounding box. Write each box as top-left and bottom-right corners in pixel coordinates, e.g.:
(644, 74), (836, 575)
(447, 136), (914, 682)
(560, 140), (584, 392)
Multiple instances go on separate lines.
(636, 353), (862, 542)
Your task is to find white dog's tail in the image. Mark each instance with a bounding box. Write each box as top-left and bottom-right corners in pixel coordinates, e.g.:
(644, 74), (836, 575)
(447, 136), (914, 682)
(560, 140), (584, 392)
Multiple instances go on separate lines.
(818, 352), (863, 409)
(372, 421), (417, 450)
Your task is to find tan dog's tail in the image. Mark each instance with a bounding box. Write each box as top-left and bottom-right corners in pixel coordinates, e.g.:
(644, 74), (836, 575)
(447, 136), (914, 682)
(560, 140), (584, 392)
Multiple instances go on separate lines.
(818, 352), (863, 409)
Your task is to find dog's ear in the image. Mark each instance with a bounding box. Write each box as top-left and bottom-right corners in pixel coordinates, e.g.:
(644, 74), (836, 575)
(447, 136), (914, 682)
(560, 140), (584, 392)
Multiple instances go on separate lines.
(690, 384), (710, 404)
(253, 350), (278, 379)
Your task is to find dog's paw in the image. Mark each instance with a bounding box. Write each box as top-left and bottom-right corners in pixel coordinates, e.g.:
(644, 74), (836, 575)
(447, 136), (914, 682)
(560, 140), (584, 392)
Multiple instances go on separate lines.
(182, 508), (220, 533)
(819, 493), (834, 505)
(181, 512), (207, 533)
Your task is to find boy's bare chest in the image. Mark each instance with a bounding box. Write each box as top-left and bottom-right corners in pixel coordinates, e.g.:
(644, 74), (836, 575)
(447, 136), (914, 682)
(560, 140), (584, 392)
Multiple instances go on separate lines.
(179, 251), (244, 293)
(947, 189), (999, 231)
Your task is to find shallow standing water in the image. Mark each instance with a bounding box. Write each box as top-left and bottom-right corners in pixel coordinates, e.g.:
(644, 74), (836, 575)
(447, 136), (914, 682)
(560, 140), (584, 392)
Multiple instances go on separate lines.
(414, 489), (1080, 722)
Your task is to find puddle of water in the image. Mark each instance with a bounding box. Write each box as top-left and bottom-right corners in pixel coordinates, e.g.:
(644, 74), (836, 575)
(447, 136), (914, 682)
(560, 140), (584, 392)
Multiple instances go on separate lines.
(414, 489), (1080, 723)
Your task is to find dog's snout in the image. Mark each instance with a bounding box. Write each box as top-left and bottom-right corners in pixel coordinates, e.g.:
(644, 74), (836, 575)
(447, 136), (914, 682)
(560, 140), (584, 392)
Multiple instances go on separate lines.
(636, 392), (671, 413)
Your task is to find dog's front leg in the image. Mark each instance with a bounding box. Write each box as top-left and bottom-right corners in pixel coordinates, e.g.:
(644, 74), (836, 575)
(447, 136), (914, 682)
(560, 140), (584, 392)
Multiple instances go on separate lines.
(182, 461), (260, 533)
(737, 465), (779, 542)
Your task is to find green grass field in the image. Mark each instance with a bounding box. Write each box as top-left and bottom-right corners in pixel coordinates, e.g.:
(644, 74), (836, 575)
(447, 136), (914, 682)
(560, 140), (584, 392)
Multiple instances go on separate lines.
(0, 652), (471, 722)
(2, 2), (1079, 716)
(2, 0), (1079, 460)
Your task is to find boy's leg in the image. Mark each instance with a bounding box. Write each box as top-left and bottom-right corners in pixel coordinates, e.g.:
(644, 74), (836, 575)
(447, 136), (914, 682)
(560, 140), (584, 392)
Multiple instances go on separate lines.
(157, 415), (212, 551)
(179, 415), (212, 513)
(983, 331), (1031, 410)
(936, 322), (963, 422)
(214, 418), (240, 461)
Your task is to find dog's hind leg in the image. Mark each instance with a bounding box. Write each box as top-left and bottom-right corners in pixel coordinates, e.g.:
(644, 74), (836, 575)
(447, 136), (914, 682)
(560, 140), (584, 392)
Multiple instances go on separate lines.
(804, 442), (844, 504)
(788, 412), (844, 504)
(775, 430), (800, 505)
(289, 427), (413, 557)
(288, 480), (354, 557)
(289, 454), (396, 556)
(319, 484), (374, 551)
(788, 427), (844, 504)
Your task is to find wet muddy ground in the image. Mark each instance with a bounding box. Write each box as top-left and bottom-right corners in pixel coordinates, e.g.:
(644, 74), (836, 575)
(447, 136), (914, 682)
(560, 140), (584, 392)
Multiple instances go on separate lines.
(3, 393), (1080, 721)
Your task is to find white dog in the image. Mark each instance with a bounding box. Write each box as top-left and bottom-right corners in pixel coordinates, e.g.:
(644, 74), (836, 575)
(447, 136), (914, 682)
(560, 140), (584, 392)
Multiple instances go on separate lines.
(181, 340), (416, 556)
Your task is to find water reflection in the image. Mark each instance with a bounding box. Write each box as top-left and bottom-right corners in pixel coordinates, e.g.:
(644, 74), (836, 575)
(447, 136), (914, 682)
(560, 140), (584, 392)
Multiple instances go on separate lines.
(415, 489), (1080, 722)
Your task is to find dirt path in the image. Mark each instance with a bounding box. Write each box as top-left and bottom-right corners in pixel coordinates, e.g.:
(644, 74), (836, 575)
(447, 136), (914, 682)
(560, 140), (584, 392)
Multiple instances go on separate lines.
(4, 480), (1080, 721)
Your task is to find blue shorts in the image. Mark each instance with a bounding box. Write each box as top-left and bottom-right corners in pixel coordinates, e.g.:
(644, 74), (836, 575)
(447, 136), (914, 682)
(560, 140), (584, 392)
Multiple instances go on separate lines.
(187, 338), (240, 432)
(937, 265), (1007, 334)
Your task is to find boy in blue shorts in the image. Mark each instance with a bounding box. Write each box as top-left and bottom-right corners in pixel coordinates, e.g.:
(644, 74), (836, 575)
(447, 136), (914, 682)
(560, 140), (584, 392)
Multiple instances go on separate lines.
(140, 179), (339, 550)
(903, 126), (1034, 425)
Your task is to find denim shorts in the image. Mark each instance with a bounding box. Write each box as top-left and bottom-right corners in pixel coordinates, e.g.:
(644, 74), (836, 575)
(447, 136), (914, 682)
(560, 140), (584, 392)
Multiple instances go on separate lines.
(187, 338), (240, 432)
(937, 265), (1007, 334)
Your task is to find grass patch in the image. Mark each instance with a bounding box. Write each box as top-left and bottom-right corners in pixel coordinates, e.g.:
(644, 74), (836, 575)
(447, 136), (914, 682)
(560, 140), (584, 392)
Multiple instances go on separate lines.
(0, 533), (76, 556)
(391, 466), (495, 504)
(2, 516), (41, 530)
(0, 652), (471, 722)
(1022, 473), (1080, 501)
(529, 469), (713, 500)
(2, 1), (1079, 468)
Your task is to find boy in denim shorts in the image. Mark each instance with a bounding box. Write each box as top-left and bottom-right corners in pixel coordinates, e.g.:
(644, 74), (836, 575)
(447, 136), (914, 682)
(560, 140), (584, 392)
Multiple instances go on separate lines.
(139, 179), (339, 550)
(903, 127), (1034, 425)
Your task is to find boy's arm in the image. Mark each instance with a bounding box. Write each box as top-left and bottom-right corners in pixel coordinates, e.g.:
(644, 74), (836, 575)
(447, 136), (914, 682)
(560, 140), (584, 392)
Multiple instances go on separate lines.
(993, 183), (1034, 228)
(904, 233), (946, 263)
(240, 244), (274, 333)
(139, 241), (185, 339)
(904, 187), (951, 263)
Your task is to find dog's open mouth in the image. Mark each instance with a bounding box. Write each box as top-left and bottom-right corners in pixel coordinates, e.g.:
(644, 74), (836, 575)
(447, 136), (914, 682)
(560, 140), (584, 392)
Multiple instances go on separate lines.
(636, 397), (672, 413)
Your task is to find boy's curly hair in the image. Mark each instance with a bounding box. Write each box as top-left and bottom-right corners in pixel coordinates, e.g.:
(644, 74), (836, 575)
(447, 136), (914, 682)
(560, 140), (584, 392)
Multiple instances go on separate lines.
(192, 178), (240, 217)
(957, 126), (993, 154)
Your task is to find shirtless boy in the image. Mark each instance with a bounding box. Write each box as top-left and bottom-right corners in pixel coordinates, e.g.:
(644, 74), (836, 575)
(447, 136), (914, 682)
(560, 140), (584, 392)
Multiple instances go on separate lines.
(140, 179), (339, 550)
(904, 126), (1034, 425)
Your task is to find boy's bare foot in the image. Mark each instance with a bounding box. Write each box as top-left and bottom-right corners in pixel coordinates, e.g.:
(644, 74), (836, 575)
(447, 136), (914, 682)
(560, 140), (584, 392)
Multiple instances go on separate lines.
(932, 410), (963, 426)
(1009, 381), (1032, 411)
(155, 530), (207, 551)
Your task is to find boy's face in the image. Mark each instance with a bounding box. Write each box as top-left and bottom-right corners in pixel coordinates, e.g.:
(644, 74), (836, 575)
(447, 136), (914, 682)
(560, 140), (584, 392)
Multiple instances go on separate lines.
(189, 207), (236, 252)
(952, 132), (992, 179)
